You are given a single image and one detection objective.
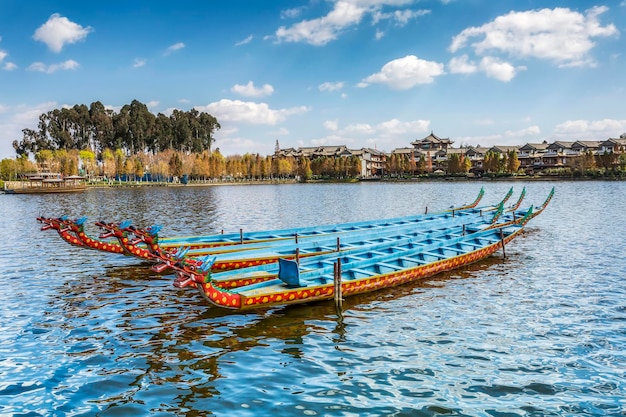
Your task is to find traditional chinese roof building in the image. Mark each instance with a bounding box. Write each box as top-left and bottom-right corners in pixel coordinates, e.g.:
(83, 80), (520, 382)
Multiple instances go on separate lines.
(410, 132), (453, 152)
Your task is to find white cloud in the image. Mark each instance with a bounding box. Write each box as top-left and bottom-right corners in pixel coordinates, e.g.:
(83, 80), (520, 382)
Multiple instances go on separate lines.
(275, 1), (367, 45)
(146, 101), (160, 109)
(0, 38), (15, 70)
(450, 6), (619, 68)
(0, 102), (58, 159)
(319, 81), (344, 92)
(456, 126), (542, 147)
(313, 117), (430, 151)
(235, 35), (253, 46)
(372, 9), (430, 26)
(164, 42), (185, 55)
(448, 55), (478, 74)
(211, 126), (287, 156)
(375, 29), (384, 39)
(281, 7), (305, 19)
(212, 134), (269, 156)
(33, 13), (92, 53)
(449, 54), (524, 81)
(196, 99), (309, 125)
(272, 127), (290, 136)
(27, 60), (79, 74)
(350, 0), (414, 7)
(161, 107), (178, 117)
(359, 55), (445, 89)
(274, 0), (422, 45)
(479, 56), (521, 82)
(133, 58), (146, 68)
(553, 119), (626, 139)
(231, 81), (275, 98)
(504, 125), (541, 137)
(324, 120), (339, 131)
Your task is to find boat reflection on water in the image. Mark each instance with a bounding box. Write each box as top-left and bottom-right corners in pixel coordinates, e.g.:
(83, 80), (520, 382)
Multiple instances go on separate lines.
(46, 250), (510, 385)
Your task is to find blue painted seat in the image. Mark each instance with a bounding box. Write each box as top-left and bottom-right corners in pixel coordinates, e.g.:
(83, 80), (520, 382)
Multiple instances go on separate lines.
(278, 258), (305, 288)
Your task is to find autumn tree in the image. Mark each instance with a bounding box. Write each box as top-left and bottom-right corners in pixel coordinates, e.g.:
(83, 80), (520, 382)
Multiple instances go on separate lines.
(169, 152), (184, 178)
(101, 148), (116, 179)
(596, 151), (617, 170)
(0, 156), (36, 180)
(506, 150), (520, 173)
(79, 149), (97, 177)
(571, 150), (596, 173)
(114, 149), (126, 178)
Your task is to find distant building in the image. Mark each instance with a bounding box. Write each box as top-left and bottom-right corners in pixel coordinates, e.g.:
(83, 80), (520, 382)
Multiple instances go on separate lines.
(518, 142), (549, 171)
(351, 148), (386, 177)
(275, 132), (626, 178)
(411, 132), (453, 152)
(600, 138), (626, 153)
(274, 145), (385, 178)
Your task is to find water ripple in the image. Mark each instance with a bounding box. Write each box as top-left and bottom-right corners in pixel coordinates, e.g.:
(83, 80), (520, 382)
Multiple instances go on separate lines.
(1, 182), (626, 416)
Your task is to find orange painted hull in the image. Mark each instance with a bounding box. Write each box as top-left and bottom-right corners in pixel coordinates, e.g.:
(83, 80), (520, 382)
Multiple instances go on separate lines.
(197, 229), (521, 310)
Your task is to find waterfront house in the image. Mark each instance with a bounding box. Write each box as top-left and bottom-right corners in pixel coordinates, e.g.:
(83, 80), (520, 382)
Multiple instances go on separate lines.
(542, 141), (575, 168)
(351, 148), (386, 177)
(571, 140), (602, 154)
(518, 142), (549, 172)
(274, 134), (626, 178)
(411, 132), (453, 152)
(599, 138), (626, 153)
(464, 146), (490, 174)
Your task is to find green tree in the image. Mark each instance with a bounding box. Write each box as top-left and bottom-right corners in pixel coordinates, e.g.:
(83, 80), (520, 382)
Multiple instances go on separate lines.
(447, 154), (461, 174)
(101, 148), (116, 179)
(1, 156), (37, 180)
(79, 149), (97, 177)
(35, 149), (54, 171)
(89, 101), (115, 152)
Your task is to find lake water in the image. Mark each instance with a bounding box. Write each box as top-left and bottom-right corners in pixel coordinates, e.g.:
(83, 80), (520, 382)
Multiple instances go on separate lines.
(0, 181), (624, 416)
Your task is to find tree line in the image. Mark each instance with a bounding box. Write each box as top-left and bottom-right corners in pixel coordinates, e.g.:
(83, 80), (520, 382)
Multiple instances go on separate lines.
(12, 99), (220, 157)
(385, 150), (519, 176)
(2, 98), (625, 183)
(0, 148), (362, 182)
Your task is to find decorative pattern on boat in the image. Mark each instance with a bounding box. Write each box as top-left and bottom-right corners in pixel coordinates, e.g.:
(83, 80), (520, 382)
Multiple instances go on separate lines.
(200, 231), (519, 310)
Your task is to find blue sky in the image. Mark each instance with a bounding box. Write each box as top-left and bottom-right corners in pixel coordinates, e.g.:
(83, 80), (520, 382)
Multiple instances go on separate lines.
(0, 0), (625, 159)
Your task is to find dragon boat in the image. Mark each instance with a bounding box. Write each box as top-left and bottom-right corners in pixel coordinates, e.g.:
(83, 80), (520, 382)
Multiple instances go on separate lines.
(160, 187), (553, 309)
(36, 187), (500, 258)
(109, 187), (522, 273)
(165, 205), (521, 290)
(36, 187), (487, 256)
(169, 205), (538, 311)
(36, 188), (528, 275)
(37, 216), (126, 254)
(150, 200), (518, 275)
(140, 187), (490, 251)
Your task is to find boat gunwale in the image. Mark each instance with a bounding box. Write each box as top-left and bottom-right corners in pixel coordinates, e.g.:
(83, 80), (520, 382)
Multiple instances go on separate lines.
(198, 224), (525, 310)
